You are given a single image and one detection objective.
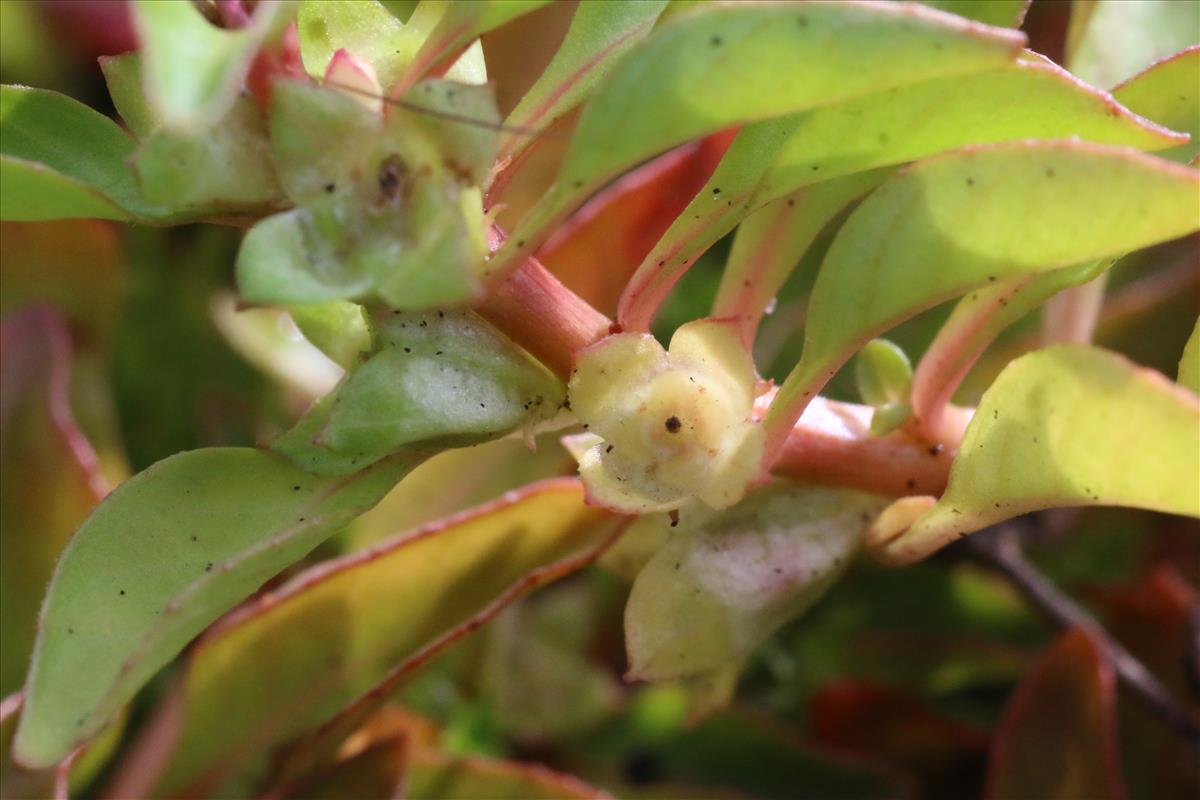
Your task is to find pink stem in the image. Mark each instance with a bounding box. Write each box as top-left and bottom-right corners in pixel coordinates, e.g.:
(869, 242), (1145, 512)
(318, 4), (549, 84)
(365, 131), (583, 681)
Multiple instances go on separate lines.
(477, 228), (611, 379)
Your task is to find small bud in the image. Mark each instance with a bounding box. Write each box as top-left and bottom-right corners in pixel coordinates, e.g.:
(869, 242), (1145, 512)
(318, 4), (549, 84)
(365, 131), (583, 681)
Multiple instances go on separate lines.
(855, 338), (912, 407)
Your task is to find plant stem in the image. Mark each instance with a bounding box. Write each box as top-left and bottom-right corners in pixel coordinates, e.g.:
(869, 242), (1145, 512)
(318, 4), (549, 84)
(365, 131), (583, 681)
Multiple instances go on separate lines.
(965, 525), (1200, 742)
(476, 237), (611, 379)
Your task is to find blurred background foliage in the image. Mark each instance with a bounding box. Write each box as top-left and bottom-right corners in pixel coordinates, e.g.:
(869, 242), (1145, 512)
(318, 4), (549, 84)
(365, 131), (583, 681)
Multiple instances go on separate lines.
(1, 1), (1197, 799)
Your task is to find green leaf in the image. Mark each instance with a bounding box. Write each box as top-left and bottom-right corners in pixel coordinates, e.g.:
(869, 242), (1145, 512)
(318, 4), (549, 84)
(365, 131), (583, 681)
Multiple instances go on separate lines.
(297, 0), (409, 87)
(625, 483), (885, 681)
(621, 54), (1184, 329)
(98, 52), (158, 138)
(910, 260), (1110, 435)
(1180, 317), (1200, 392)
(0, 309), (104, 698)
(147, 479), (621, 796)
(711, 171), (893, 341)
(289, 301), (374, 370)
(133, 101), (284, 209)
(767, 142), (1200, 442)
(757, 57), (1189, 203)
(874, 346), (1200, 565)
(238, 79), (492, 310)
(131, 0), (293, 131)
(493, 0), (1025, 276)
(1067, 0), (1199, 89)
(273, 310), (562, 476)
(855, 339), (913, 407)
(322, 310), (564, 461)
(402, 0), (550, 89)
(0, 86), (146, 221)
(500, 0), (668, 160)
(1112, 45), (1200, 165)
(921, 0), (1029, 27)
(14, 448), (425, 768)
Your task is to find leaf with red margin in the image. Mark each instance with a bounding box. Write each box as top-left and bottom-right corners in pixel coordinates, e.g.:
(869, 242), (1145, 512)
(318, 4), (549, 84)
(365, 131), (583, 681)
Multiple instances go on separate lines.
(279, 737), (407, 800)
(537, 132), (733, 315)
(0, 694), (65, 800)
(143, 479), (626, 797)
(1094, 567), (1200, 800)
(871, 346), (1199, 565)
(407, 750), (613, 800)
(808, 680), (988, 797)
(984, 628), (1124, 800)
(0, 308), (106, 698)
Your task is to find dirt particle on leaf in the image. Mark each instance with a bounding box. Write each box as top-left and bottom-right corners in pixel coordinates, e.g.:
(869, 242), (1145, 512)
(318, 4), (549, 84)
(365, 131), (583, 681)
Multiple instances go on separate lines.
(710, 34), (723, 46)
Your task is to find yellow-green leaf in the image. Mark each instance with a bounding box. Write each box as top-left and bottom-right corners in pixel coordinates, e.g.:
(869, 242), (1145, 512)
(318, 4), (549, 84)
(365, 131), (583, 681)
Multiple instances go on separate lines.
(491, 0), (1025, 280)
(766, 142), (1200, 449)
(874, 346), (1200, 565)
(14, 449), (423, 768)
(148, 480), (622, 796)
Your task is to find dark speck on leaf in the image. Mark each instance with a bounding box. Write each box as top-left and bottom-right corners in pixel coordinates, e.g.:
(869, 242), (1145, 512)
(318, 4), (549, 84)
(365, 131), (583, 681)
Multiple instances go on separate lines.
(436, 350), (443, 355)
(293, 485), (301, 491)
(206, 562), (214, 572)
(1045, 167), (1056, 178)
(323, 183), (336, 193)
(906, 478), (917, 489)
(712, 187), (721, 195)
(606, 445), (614, 453)
(404, 347), (411, 353)
(966, 177), (975, 187)
(797, 15), (808, 27)
(928, 443), (944, 456)
(665, 416), (682, 433)
(516, 240), (525, 247)
(377, 154), (407, 201)
(119, 589), (125, 596)
(710, 34), (722, 46)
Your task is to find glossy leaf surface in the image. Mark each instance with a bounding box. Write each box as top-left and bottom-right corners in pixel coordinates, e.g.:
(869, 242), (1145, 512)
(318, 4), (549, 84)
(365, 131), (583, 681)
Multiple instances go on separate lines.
(15, 449), (423, 767)
(767, 142), (1200, 447)
(500, 0), (667, 160)
(493, 0), (1025, 277)
(622, 55), (1182, 330)
(625, 483), (885, 680)
(151, 480), (621, 796)
(1112, 45), (1200, 165)
(875, 346), (1200, 565)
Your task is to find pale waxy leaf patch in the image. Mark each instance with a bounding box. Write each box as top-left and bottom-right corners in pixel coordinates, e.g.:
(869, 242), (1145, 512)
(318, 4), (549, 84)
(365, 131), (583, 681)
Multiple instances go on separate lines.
(625, 483), (886, 681)
(322, 310), (564, 463)
(101, 52), (284, 212)
(870, 346), (1200, 565)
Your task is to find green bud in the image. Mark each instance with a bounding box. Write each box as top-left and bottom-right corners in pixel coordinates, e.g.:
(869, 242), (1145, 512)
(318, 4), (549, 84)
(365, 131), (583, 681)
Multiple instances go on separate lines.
(869, 401), (912, 436)
(855, 338), (913, 407)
